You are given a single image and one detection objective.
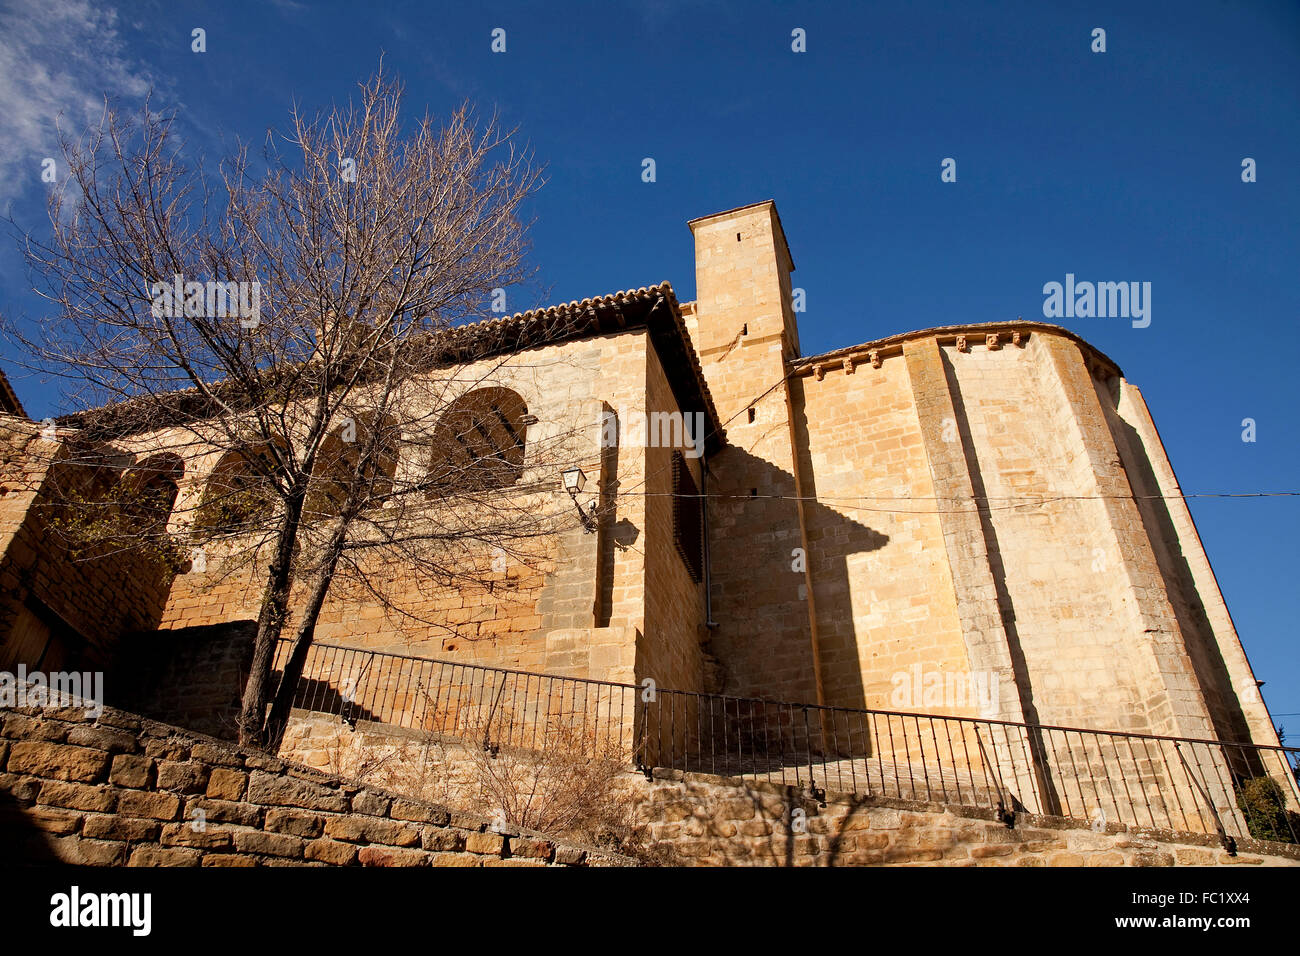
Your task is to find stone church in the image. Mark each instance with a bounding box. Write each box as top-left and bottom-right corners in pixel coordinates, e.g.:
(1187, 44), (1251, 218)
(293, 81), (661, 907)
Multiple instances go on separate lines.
(0, 199), (1283, 763)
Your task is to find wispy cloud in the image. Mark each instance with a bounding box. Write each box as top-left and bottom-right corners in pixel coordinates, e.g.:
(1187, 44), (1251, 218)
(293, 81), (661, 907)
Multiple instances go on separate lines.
(0, 0), (156, 206)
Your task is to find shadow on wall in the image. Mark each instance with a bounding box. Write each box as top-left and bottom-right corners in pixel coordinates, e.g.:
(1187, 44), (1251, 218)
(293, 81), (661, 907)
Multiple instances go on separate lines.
(937, 351), (1068, 814)
(645, 775), (910, 867)
(287, 677), (384, 728)
(937, 351), (1041, 731)
(704, 441), (889, 711)
(1102, 383), (1256, 750)
(0, 788), (67, 864)
(108, 621), (440, 743)
(596, 404), (625, 629)
(0, 449), (178, 673)
(108, 620), (258, 741)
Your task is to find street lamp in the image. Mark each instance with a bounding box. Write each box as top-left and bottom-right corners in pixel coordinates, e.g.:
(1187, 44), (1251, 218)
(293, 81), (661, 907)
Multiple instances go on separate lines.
(561, 467), (597, 533)
(561, 467), (586, 495)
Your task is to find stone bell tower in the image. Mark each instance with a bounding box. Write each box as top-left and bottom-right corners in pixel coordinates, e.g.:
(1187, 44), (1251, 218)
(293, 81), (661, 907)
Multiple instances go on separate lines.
(685, 202), (823, 704)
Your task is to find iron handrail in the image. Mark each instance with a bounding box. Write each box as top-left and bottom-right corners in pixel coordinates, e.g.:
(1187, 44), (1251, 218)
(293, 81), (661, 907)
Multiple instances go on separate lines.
(271, 638), (1300, 846)
(285, 639), (1299, 754)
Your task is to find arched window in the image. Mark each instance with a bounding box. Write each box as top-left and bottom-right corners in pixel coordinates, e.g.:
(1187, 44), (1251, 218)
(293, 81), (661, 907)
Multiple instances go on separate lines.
(195, 440), (284, 534)
(120, 453), (184, 535)
(426, 388), (528, 493)
(305, 412), (399, 518)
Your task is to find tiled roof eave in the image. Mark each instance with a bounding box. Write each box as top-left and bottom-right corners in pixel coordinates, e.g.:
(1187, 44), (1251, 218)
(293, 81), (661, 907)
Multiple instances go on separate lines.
(54, 281), (726, 451)
(791, 320), (1124, 379)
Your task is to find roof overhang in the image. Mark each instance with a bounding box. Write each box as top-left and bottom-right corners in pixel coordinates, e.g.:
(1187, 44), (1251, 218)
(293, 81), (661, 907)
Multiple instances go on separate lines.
(57, 282), (727, 454)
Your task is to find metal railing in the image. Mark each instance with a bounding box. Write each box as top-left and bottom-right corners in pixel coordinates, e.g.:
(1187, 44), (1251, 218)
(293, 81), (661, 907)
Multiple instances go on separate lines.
(272, 639), (1300, 847)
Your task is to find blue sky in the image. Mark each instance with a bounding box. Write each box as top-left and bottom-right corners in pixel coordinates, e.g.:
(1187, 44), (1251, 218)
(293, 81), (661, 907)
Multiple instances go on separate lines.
(0, 0), (1297, 731)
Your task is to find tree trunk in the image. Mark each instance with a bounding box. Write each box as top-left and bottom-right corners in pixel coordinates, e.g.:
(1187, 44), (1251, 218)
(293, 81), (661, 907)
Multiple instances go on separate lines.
(237, 487), (307, 747)
(261, 521), (348, 751)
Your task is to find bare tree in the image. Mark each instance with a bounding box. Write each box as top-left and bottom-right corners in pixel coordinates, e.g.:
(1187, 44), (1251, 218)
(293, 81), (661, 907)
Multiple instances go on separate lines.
(1, 68), (591, 749)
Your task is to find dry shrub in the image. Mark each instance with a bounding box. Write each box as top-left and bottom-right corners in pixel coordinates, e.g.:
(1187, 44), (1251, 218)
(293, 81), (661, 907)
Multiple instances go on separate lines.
(299, 709), (669, 863)
(465, 716), (645, 854)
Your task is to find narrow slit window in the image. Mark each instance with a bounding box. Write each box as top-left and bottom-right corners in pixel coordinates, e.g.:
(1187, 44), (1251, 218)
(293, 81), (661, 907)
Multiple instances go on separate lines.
(672, 451), (704, 583)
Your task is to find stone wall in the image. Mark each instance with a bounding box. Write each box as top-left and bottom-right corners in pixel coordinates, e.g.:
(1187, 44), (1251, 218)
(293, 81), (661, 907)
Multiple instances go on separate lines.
(154, 334), (650, 674)
(0, 699), (629, 867)
(1104, 378), (1281, 754)
(0, 418), (176, 672)
(767, 330), (1257, 813)
(275, 711), (1300, 867)
(634, 769), (1300, 867)
(108, 621), (256, 740)
(162, 538), (552, 671)
(757, 326), (1252, 743)
(131, 323), (707, 691)
(637, 341), (707, 696)
(791, 343), (973, 716)
(935, 333), (1166, 731)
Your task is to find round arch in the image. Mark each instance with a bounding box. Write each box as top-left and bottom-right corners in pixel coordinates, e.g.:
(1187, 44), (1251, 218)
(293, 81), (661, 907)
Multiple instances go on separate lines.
(426, 387), (528, 493)
(195, 439), (285, 534)
(305, 412), (400, 518)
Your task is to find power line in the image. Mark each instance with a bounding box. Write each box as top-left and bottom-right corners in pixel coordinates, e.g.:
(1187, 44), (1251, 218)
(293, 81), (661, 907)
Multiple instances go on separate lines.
(25, 349), (1300, 516)
(600, 488), (1300, 516)
(618, 490), (1300, 502)
(31, 438), (1300, 516)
